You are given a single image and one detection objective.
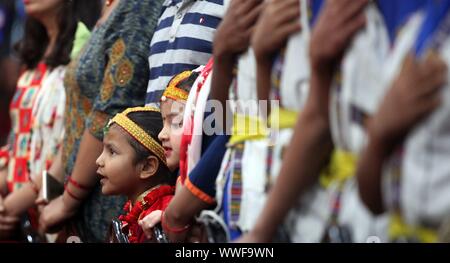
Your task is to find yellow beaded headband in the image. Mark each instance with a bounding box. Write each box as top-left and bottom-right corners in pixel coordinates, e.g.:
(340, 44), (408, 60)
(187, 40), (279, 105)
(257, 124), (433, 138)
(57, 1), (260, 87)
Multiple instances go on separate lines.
(161, 70), (192, 102)
(107, 106), (166, 164)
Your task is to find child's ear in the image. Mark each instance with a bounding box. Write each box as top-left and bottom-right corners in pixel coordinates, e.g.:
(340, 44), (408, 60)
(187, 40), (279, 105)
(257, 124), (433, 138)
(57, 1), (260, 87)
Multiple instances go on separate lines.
(140, 156), (159, 179)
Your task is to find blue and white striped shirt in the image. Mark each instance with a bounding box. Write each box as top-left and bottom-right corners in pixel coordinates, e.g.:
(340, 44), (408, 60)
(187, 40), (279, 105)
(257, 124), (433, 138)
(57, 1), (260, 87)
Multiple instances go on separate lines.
(145, 0), (228, 106)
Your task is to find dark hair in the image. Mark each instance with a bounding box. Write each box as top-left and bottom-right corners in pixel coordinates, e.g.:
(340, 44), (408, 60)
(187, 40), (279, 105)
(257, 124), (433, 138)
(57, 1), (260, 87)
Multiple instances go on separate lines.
(15, 0), (102, 69)
(125, 111), (174, 185)
(177, 71), (200, 93)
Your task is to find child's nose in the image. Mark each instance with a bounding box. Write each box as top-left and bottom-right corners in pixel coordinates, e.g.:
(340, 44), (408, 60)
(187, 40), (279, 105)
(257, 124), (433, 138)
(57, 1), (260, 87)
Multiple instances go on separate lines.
(158, 126), (168, 141)
(96, 152), (104, 167)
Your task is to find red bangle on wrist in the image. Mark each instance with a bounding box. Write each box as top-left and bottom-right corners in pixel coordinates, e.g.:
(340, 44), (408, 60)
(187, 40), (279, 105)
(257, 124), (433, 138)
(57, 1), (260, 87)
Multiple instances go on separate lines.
(64, 183), (83, 201)
(161, 211), (191, 234)
(68, 176), (90, 191)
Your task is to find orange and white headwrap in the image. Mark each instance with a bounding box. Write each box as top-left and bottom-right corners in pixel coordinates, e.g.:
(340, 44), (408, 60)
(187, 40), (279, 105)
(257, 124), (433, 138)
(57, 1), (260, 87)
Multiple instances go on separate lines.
(107, 106), (166, 164)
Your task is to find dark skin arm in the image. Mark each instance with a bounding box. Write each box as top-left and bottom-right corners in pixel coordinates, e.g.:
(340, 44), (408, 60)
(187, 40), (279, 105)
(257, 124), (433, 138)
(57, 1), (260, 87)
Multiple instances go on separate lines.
(252, 0), (301, 111)
(210, 0), (264, 132)
(355, 130), (391, 215)
(210, 58), (235, 133)
(357, 53), (447, 215)
(237, 57), (336, 242)
(39, 130), (103, 233)
(238, 0), (369, 242)
(163, 186), (210, 242)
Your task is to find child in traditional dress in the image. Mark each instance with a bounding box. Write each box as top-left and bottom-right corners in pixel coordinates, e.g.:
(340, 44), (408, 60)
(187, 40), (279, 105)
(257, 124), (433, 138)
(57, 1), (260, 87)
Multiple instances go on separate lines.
(158, 70), (200, 175)
(137, 69), (207, 240)
(96, 106), (175, 243)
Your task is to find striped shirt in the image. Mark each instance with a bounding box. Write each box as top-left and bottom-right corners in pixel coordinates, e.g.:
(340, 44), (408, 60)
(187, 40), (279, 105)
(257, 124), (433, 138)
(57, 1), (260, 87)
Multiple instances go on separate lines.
(145, 0), (228, 106)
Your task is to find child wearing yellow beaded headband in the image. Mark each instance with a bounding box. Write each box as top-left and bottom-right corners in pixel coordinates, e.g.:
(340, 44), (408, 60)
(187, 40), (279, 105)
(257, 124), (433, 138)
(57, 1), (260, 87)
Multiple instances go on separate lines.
(158, 70), (200, 172)
(96, 106), (175, 243)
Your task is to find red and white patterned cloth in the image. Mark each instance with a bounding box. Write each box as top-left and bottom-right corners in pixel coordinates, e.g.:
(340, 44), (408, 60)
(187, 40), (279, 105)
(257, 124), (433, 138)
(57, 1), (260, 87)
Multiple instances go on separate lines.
(0, 62), (66, 192)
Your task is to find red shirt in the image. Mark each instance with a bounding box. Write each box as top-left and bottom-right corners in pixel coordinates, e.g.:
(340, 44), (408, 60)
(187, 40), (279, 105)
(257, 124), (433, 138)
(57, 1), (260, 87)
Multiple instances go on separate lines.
(119, 185), (175, 243)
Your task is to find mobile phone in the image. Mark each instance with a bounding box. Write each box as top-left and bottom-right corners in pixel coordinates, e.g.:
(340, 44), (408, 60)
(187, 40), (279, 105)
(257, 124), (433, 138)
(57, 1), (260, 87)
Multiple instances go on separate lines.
(42, 170), (64, 202)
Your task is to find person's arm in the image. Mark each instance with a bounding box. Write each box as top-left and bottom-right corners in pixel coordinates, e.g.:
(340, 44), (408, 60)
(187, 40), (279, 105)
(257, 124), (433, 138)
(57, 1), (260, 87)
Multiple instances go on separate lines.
(210, 0), (264, 131)
(62, 130), (102, 199)
(140, 135), (229, 241)
(252, 0), (301, 111)
(0, 167), (19, 238)
(162, 186), (210, 242)
(165, 135), (229, 241)
(357, 53), (447, 215)
(355, 127), (391, 215)
(240, 72), (334, 242)
(138, 186), (210, 242)
(3, 183), (38, 217)
(0, 194), (20, 239)
(39, 130), (103, 233)
(238, 0), (369, 242)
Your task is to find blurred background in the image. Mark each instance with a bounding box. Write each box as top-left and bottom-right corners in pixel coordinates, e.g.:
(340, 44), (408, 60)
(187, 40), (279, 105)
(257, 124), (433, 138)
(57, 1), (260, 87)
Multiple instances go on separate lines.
(0, 0), (24, 146)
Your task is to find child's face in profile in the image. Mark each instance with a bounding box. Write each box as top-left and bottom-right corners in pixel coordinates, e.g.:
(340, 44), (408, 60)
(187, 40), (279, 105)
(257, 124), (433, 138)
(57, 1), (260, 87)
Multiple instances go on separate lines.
(96, 125), (141, 196)
(159, 99), (185, 172)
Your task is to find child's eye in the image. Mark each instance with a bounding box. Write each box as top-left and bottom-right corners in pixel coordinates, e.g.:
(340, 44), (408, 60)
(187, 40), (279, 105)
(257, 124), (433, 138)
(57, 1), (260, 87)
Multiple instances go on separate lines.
(172, 121), (183, 129)
(107, 146), (116, 156)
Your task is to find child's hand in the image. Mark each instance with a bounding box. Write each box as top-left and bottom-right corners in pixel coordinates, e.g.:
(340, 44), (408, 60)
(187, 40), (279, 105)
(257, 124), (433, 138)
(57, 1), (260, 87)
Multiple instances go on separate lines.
(369, 53), (448, 151)
(39, 195), (77, 233)
(213, 0), (264, 64)
(35, 196), (48, 211)
(252, 0), (301, 63)
(139, 210), (163, 239)
(310, 0), (368, 75)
